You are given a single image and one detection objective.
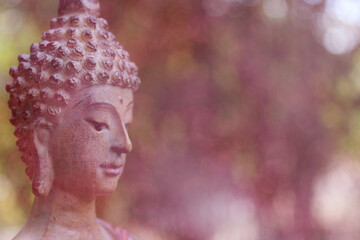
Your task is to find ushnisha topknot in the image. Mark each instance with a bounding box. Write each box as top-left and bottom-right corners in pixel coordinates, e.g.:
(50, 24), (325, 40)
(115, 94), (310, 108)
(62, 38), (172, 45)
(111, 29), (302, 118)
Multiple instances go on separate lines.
(6, 0), (140, 181)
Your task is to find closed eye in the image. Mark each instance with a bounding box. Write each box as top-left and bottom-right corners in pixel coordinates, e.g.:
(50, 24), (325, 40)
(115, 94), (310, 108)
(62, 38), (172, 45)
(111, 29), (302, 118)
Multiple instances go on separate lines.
(85, 119), (109, 132)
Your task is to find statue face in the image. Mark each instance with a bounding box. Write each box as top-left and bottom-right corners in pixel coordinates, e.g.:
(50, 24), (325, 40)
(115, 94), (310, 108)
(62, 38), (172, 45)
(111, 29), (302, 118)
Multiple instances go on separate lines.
(49, 85), (134, 198)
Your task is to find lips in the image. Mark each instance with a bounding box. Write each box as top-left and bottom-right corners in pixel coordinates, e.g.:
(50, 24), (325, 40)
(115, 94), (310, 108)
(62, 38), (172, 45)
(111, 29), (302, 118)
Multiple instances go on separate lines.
(100, 163), (123, 176)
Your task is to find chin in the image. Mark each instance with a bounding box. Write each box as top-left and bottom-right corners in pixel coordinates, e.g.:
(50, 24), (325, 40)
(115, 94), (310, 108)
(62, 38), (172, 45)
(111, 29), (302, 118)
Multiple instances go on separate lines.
(95, 181), (120, 196)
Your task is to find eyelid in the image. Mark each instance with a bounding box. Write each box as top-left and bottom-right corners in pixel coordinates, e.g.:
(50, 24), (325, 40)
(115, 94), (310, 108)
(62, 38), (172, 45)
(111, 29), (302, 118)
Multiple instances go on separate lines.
(85, 118), (109, 131)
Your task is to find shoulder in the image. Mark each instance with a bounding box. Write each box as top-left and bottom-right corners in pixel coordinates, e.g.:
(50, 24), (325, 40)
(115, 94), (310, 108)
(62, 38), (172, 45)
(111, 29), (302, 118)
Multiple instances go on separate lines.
(97, 218), (142, 240)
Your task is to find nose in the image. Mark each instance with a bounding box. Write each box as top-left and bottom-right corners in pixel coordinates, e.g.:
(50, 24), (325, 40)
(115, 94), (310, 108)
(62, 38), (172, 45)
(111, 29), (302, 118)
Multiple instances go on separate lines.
(111, 123), (132, 155)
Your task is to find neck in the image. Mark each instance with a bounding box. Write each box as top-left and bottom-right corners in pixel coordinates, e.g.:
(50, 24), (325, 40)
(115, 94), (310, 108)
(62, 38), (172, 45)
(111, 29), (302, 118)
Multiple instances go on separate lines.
(21, 186), (103, 239)
(32, 187), (97, 224)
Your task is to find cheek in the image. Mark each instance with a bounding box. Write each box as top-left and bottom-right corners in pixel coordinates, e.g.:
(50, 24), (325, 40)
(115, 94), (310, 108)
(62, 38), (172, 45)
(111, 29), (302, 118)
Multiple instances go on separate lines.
(53, 122), (110, 175)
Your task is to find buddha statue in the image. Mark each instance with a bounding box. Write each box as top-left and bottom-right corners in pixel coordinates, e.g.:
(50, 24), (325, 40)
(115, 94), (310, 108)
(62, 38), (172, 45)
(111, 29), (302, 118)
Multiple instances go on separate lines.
(5, 0), (141, 239)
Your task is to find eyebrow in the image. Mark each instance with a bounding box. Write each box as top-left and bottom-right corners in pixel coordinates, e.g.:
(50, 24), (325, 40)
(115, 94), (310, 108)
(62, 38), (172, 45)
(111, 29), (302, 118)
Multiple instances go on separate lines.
(88, 102), (135, 124)
(72, 98), (134, 124)
(127, 101), (134, 108)
(88, 102), (117, 110)
(84, 102), (122, 122)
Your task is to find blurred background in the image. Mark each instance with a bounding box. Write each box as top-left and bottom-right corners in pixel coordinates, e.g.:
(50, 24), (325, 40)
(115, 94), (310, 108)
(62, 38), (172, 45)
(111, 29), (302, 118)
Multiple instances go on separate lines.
(1, 0), (360, 239)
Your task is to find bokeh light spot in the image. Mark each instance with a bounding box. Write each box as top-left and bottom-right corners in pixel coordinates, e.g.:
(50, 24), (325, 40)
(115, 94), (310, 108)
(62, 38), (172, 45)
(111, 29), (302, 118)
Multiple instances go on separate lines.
(263, 0), (288, 20)
(325, 0), (360, 26)
(322, 26), (358, 55)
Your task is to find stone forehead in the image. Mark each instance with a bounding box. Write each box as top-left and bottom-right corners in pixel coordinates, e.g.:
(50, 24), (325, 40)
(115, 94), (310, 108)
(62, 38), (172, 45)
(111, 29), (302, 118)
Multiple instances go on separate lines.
(70, 85), (133, 107)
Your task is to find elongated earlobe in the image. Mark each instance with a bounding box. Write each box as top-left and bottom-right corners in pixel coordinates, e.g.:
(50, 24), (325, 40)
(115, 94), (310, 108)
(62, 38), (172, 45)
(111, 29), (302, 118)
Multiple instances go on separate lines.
(32, 127), (54, 198)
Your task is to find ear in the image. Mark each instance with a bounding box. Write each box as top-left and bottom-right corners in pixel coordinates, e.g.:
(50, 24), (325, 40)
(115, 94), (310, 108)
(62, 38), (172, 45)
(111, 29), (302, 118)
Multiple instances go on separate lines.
(32, 126), (54, 198)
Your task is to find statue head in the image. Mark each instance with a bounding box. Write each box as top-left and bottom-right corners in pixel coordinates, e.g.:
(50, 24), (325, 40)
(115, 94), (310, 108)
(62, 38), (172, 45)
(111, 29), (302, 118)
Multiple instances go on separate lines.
(6, 0), (140, 199)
